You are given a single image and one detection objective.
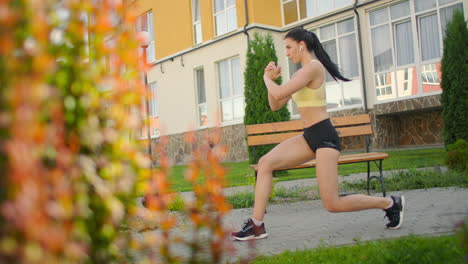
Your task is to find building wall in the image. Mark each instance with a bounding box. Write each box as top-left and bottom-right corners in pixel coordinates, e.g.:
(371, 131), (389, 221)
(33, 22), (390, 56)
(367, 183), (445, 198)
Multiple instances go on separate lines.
(200, 0), (215, 41)
(155, 0), (193, 59)
(374, 110), (444, 148)
(130, 0), (193, 60)
(147, 33), (248, 135)
(373, 94), (444, 148)
(249, 0), (283, 27)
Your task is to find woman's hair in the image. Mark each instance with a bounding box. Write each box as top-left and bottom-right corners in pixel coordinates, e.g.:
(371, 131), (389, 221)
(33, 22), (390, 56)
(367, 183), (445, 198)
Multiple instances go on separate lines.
(285, 27), (350, 82)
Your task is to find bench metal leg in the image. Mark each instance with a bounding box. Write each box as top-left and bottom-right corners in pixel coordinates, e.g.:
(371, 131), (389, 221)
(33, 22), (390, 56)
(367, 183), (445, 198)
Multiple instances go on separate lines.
(366, 161), (371, 195)
(367, 160), (386, 197)
(377, 160), (386, 197)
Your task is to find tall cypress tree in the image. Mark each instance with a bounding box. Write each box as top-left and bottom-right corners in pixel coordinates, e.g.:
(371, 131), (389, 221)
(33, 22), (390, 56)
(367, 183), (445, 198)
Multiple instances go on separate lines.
(441, 10), (468, 147)
(244, 32), (290, 164)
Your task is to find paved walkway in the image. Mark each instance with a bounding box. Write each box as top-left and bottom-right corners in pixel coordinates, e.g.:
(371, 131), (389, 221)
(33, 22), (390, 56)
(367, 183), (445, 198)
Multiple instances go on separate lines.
(225, 187), (467, 259)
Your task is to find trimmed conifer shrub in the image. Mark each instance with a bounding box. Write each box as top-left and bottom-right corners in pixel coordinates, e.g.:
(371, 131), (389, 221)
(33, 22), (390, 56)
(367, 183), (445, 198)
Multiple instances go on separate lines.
(441, 10), (468, 147)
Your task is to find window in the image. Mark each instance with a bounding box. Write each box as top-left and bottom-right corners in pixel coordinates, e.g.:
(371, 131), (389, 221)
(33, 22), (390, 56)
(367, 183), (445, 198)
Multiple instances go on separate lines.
(370, 4), (408, 101)
(136, 11), (156, 63)
(148, 82), (158, 118)
(402, 68), (409, 92)
(317, 19), (361, 109)
(440, 3), (463, 38)
(195, 68), (207, 127)
(217, 57), (243, 122)
(281, 0), (353, 25)
(214, 0), (237, 36)
(148, 82), (159, 138)
(140, 97), (156, 139)
(375, 73), (393, 99)
(421, 63), (440, 85)
(282, 0), (301, 25)
(368, 0), (463, 102)
(192, 0), (202, 44)
(419, 13), (440, 61)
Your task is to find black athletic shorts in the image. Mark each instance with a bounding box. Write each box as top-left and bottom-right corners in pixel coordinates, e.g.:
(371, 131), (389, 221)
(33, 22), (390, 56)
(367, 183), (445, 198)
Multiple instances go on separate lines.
(303, 118), (341, 153)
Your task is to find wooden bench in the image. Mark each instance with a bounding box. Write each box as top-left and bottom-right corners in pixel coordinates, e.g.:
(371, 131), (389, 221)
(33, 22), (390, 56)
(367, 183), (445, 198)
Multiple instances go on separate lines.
(246, 114), (389, 197)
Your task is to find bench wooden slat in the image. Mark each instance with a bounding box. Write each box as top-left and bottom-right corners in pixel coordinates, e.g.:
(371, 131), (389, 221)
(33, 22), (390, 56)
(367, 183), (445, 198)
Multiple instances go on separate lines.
(247, 131), (303, 146)
(330, 114), (371, 127)
(246, 120), (303, 135)
(246, 114), (372, 135)
(336, 125), (373, 137)
(250, 152), (389, 171)
(247, 125), (373, 146)
(336, 152), (389, 163)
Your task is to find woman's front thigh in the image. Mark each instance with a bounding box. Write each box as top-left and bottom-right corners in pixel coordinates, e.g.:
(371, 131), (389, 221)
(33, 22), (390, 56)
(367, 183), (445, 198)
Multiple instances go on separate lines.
(258, 135), (316, 172)
(315, 148), (341, 202)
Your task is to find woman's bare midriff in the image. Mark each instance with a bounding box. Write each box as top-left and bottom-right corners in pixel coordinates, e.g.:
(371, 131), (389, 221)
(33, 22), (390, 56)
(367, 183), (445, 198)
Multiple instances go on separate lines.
(297, 106), (329, 128)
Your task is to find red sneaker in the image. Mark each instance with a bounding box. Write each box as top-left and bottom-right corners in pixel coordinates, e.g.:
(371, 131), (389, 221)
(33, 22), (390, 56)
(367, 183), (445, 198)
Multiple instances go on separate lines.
(232, 218), (268, 241)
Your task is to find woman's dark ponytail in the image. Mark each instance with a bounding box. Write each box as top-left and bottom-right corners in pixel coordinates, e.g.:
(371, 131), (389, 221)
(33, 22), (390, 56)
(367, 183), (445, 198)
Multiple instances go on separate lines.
(285, 27), (351, 82)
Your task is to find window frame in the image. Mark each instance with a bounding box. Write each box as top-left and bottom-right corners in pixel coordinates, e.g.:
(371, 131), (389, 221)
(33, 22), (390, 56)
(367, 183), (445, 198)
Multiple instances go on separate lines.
(194, 67), (208, 128)
(216, 56), (244, 125)
(136, 10), (156, 63)
(213, 0), (238, 37)
(421, 63), (440, 85)
(368, 4), (414, 102)
(192, 0), (203, 45)
(317, 18), (363, 110)
(148, 82), (160, 139)
(367, 0), (463, 104)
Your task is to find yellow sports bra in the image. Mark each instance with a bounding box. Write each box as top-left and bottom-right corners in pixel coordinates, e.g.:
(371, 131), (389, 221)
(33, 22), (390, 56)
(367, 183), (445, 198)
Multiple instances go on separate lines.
(291, 60), (326, 107)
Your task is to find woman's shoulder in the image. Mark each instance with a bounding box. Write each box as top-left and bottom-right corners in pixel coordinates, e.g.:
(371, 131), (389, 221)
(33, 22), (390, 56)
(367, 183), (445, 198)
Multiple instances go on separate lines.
(302, 60), (325, 76)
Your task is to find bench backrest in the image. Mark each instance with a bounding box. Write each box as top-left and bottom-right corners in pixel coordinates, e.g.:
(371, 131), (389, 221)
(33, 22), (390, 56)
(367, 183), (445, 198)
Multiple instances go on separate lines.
(246, 114), (372, 147)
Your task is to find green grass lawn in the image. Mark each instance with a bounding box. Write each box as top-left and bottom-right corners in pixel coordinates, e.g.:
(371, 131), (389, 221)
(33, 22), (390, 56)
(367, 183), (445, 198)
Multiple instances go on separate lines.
(279, 147), (447, 182)
(137, 147), (446, 193)
(343, 168), (468, 193)
(253, 234), (464, 264)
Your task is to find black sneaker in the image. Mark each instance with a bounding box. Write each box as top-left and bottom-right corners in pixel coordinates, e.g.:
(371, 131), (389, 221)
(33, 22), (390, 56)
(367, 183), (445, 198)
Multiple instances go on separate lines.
(384, 196), (405, 229)
(232, 218), (268, 241)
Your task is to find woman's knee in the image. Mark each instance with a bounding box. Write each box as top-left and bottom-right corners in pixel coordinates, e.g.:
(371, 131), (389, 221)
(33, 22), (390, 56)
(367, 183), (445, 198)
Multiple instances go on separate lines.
(322, 197), (342, 213)
(257, 155), (275, 173)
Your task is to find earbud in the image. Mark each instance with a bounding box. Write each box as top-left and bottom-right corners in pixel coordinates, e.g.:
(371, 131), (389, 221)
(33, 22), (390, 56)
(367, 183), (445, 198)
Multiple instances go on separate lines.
(300, 46), (304, 52)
